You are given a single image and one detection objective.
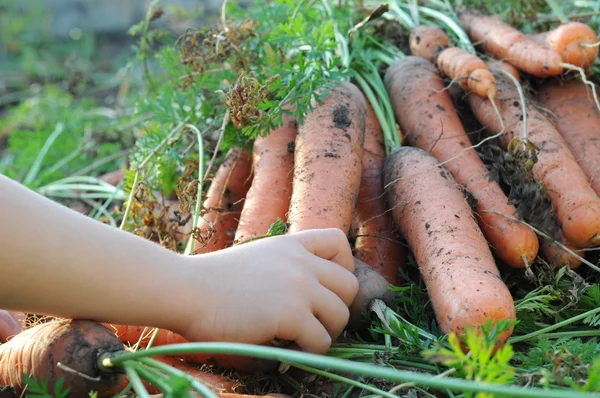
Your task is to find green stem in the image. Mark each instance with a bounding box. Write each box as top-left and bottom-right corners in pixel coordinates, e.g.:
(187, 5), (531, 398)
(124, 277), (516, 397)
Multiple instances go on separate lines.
(288, 361), (399, 398)
(138, 357), (219, 398)
(525, 330), (600, 340)
(508, 307), (600, 344)
(123, 364), (150, 398)
(100, 343), (599, 398)
(414, 6), (475, 54)
(184, 124), (206, 256)
(131, 362), (172, 394)
(23, 122), (65, 186)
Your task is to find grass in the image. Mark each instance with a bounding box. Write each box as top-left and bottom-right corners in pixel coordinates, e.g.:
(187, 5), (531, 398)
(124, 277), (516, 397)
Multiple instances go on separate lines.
(2, 0), (600, 397)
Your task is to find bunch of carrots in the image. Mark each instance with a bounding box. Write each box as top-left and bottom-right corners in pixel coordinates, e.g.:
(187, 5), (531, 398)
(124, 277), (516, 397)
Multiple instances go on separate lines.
(1, 5), (600, 398)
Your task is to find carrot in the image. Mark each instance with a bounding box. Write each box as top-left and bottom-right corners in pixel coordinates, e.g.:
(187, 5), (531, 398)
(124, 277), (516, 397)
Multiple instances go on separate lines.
(540, 234), (583, 270)
(409, 25), (497, 100)
(234, 114), (297, 243)
(468, 71), (600, 248)
(458, 10), (563, 77)
(347, 257), (396, 331)
(352, 100), (407, 284)
(287, 81), (367, 234)
(102, 323), (279, 374)
(0, 311), (23, 343)
(382, 146), (516, 344)
(530, 22), (599, 69)
(384, 56), (538, 268)
(193, 148), (253, 254)
(408, 25), (450, 63)
(0, 319), (126, 398)
(486, 59), (521, 82)
(536, 79), (600, 197)
(120, 355), (238, 395)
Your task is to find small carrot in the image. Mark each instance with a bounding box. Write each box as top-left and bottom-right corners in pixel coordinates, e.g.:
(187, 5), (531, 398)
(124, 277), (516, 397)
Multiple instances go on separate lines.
(384, 56), (539, 268)
(409, 25), (497, 100)
(530, 22), (599, 69)
(540, 235), (583, 270)
(536, 79), (600, 197)
(458, 10), (563, 78)
(468, 71), (600, 248)
(382, 146), (516, 344)
(102, 324), (279, 373)
(409, 25), (450, 63)
(193, 148), (253, 254)
(287, 81), (367, 234)
(234, 114), (297, 244)
(0, 319), (126, 398)
(352, 100), (407, 284)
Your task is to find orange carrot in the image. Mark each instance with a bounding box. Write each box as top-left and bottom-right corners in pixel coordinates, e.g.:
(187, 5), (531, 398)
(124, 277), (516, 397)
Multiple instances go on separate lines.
(193, 148), (253, 254)
(384, 56), (538, 268)
(530, 22), (599, 69)
(352, 100), (407, 284)
(540, 234), (583, 270)
(409, 25), (497, 100)
(287, 81), (367, 234)
(234, 114), (297, 243)
(537, 79), (600, 197)
(468, 71), (600, 248)
(486, 59), (521, 82)
(0, 319), (126, 398)
(383, 146), (516, 344)
(102, 323), (279, 374)
(409, 25), (450, 63)
(458, 10), (563, 77)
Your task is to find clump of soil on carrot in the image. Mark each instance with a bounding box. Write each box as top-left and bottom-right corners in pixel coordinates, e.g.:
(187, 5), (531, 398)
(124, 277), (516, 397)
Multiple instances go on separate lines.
(333, 105), (353, 131)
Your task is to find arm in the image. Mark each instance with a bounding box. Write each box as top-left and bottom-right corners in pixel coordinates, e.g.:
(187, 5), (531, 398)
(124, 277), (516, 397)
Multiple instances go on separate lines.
(0, 174), (358, 353)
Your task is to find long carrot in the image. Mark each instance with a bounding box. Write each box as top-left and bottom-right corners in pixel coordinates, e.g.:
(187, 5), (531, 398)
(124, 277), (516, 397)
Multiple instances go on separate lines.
(409, 25), (497, 100)
(287, 81), (367, 234)
(102, 324), (279, 373)
(384, 56), (538, 268)
(530, 22), (599, 69)
(234, 114), (297, 244)
(382, 146), (516, 344)
(352, 100), (407, 284)
(458, 10), (563, 78)
(468, 71), (600, 248)
(536, 79), (600, 197)
(193, 148), (253, 254)
(0, 319), (126, 398)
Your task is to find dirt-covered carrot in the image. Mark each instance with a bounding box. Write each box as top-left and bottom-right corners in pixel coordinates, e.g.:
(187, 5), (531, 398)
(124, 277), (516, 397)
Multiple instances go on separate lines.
(409, 25), (450, 63)
(540, 234), (583, 270)
(102, 324), (278, 373)
(468, 72), (600, 248)
(383, 146), (516, 344)
(287, 81), (367, 234)
(0, 319), (126, 398)
(234, 114), (297, 243)
(458, 10), (563, 77)
(409, 25), (497, 100)
(486, 59), (521, 82)
(384, 56), (538, 268)
(352, 100), (406, 284)
(530, 22), (599, 69)
(0, 311), (23, 343)
(536, 79), (600, 197)
(193, 148), (253, 254)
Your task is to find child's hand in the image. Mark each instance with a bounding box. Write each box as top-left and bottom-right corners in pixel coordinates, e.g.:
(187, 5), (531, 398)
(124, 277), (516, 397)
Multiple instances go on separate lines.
(0, 310), (24, 342)
(173, 228), (358, 354)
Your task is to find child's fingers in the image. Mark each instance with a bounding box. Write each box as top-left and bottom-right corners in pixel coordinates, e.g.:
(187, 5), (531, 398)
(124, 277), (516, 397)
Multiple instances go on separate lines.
(311, 286), (351, 340)
(291, 228), (354, 272)
(306, 257), (358, 307)
(0, 310), (22, 342)
(286, 314), (332, 354)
